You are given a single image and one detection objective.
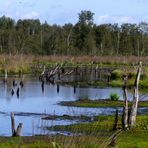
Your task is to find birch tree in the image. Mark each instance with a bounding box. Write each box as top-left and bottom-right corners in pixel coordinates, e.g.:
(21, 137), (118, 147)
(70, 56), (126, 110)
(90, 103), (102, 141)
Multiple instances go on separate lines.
(129, 62), (142, 126)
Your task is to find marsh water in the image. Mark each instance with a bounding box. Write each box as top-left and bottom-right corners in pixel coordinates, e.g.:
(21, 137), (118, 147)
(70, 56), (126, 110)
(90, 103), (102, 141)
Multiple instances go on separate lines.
(0, 76), (147, 136)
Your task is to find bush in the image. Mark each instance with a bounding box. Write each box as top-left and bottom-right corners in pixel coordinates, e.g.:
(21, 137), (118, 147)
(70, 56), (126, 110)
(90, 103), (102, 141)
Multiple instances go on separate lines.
(111, 69), (123, 80)
(110, 93), (119, 101)
(110, 80), (123, 87)
(128, 71), (136, 79)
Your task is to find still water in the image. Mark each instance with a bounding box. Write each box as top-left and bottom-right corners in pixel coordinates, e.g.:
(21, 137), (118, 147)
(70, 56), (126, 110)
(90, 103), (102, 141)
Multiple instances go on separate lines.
(0, 77), (147, 136)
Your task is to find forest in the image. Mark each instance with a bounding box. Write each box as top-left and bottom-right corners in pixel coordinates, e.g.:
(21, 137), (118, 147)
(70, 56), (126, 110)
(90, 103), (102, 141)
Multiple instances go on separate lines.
(0, 10), (148, 56)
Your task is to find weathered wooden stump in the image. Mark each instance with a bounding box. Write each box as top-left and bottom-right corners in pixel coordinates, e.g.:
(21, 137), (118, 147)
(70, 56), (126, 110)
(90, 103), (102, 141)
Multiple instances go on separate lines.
(11, 112), (23, 136)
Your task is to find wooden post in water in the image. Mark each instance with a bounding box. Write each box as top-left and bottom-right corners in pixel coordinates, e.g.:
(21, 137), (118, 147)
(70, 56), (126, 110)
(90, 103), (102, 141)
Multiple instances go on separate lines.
(16, 123), (23, 136)
(11, 112), (23, 136)
(11, 112), (15, 135)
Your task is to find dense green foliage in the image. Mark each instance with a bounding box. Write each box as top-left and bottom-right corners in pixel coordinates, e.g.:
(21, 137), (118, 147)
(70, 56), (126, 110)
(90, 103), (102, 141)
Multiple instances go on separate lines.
(110, 93), (120, 101)
(0, 10), (148, 56)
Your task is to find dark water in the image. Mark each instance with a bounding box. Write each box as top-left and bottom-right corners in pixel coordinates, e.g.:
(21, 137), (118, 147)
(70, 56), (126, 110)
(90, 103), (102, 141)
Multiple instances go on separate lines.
(0, 77), (147, 136)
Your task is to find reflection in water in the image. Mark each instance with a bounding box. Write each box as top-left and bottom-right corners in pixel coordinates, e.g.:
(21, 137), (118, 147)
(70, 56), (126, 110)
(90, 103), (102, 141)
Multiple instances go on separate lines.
(16, 87), (20, 98)
(73, 85), (76, 94)
(41, 81), (44, 93)
(11, 88), (15, 96)
(13, 79), (17, 87)
(57, 84), (60, 94)
(0, 77), (147, 136)
(20, 80), (24, 88)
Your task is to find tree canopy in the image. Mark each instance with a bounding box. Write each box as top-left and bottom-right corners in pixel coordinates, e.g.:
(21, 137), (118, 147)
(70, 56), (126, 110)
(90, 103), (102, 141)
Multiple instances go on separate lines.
(0, 11), (148, 56)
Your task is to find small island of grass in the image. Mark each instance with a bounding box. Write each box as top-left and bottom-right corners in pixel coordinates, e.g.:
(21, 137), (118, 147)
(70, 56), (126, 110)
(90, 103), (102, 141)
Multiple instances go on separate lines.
(58, 99), (148, 108)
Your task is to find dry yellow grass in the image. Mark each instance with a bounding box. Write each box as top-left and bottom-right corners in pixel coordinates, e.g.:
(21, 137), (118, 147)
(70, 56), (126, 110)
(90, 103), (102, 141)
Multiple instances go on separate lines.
(0, 54), (148, 74)
(0, 54), (148, 64)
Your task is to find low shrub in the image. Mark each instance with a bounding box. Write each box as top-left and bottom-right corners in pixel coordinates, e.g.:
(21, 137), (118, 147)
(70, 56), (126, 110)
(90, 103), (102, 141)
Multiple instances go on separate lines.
(110, 93), (119, 101)
(111, 69), (123, 80)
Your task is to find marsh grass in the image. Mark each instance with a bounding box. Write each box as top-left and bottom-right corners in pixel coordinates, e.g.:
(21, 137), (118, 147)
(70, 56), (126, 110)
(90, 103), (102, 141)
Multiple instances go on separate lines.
(46, 115), (148, 148)
(59, 99), (148, 108)
(0, 54), (148, 75)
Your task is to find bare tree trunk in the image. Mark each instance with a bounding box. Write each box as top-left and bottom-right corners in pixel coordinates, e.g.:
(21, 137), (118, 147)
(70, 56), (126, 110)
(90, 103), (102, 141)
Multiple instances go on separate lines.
(122, 75), (128, 130)
(67, 28), (72, 55)
(129, 62), (142, 126)
(117, 31), (120, 55)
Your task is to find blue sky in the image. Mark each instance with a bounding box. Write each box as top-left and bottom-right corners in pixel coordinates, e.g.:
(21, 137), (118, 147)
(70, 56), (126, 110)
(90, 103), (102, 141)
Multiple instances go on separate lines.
(0, 0), (148, 25)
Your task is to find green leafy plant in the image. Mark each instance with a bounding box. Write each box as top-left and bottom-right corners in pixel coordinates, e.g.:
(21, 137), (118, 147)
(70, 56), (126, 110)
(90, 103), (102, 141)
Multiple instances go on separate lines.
(110, 93), (119, 101)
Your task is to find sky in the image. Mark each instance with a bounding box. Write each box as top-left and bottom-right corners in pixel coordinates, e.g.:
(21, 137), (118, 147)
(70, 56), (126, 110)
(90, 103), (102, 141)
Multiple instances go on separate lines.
(0, 0), (148, 25)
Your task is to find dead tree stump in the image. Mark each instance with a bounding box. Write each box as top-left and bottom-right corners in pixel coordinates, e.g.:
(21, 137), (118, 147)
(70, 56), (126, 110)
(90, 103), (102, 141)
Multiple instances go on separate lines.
(122, 75), (129, 130)
(11, 112), (23, 136)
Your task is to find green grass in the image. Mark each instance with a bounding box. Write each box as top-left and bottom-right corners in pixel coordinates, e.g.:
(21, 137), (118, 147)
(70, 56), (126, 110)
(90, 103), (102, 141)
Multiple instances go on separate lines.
(0, 136), (51, 148)
(0, 135), (105, 148)
(117, 131), (148, 148)
(110, 78), (148, 88)
(59, 99), (148, 108)
(0, 132), (147, 148)
(46, 115), (148, 147)
(47, 115), (148, 133)
(47, 115), (114, 134)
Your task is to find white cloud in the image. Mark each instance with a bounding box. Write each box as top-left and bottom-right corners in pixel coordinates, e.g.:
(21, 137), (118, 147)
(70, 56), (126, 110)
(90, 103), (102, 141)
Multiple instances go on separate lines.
(98, 15), (136, 24)
(21, 11), (40, 19)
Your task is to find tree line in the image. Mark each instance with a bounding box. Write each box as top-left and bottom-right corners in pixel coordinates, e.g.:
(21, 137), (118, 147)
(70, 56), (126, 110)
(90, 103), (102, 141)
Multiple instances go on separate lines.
(0, 10), (148, 56)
